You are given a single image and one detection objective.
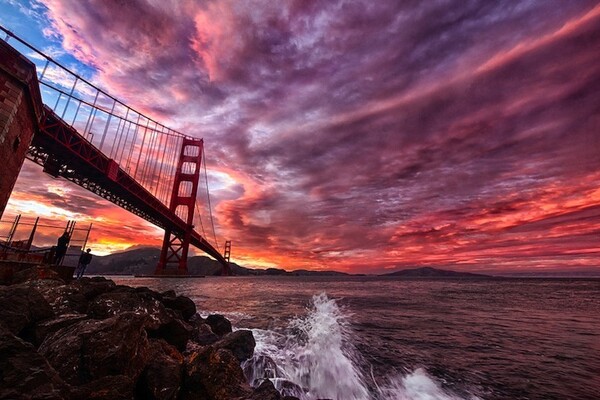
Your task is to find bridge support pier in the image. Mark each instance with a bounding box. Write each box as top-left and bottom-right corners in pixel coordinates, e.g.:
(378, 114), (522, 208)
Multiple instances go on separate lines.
(0, 41), (42, 218)
(155, 138), (204, 275)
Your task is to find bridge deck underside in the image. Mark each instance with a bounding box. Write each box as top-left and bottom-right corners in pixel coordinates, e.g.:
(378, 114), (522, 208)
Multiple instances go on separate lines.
(28, 106), (228, 268)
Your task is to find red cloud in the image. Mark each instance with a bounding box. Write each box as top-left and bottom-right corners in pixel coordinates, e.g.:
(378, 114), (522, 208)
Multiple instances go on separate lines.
(4, 0), (599, 274)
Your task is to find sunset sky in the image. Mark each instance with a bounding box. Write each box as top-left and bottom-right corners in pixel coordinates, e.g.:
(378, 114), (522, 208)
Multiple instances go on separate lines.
(1, 0), (599, 274)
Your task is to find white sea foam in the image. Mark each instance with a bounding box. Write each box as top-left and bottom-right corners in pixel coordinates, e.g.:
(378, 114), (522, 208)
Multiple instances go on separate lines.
(378, 368), (479, 400)
(244, 292), (477, 400)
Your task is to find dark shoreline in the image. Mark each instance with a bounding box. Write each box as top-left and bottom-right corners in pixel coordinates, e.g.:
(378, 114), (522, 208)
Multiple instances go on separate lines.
(0, 265), (299, 400)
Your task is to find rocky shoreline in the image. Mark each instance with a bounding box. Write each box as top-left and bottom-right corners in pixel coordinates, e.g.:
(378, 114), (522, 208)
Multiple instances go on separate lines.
(0, 267), (299, 400)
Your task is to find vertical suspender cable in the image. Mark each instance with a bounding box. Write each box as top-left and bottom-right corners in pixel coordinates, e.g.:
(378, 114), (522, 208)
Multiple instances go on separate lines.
(202, 147), (220, 252)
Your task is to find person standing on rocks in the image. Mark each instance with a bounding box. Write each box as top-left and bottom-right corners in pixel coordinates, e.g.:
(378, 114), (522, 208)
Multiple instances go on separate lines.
(54, 232), (70, 265)
(76, 248), (93, 279)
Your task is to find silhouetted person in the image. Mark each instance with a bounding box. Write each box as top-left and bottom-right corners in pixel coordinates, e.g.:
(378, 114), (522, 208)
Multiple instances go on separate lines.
(54, 232), (69, 265)
(76, 248), (93, 279)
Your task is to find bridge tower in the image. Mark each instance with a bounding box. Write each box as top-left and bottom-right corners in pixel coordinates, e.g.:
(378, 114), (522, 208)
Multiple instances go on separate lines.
(223, 240), (232, 276)
(155, 138), (203, 275)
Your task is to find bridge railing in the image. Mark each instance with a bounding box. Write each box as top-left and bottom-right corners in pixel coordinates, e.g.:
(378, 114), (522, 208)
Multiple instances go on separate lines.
(0, 26), (187, 208)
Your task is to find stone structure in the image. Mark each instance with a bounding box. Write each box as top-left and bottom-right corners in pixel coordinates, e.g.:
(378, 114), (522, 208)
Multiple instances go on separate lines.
(0, 40), (43, 218)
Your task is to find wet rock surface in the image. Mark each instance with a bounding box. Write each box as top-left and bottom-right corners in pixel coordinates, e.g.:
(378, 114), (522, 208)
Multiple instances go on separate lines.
(0, 272), (297, 400)
(0, 284), (54, 336)
(12, 266), (64, 285)
(190, 319), (220, 346)
(39, 312), (151, 386)
(204, 314), (232, 336)
(0, 324), (70, 400)
(71, 375), (134, 400)
(213, 329), (256, 362)
(33, 313), (88, 347)
(162, 294), (197, 321)
(137, 339), (183, 400)
(182, 345), (253, 400)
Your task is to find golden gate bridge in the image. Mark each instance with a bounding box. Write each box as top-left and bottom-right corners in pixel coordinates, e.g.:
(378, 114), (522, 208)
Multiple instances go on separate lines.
(0, 26), (231, 275)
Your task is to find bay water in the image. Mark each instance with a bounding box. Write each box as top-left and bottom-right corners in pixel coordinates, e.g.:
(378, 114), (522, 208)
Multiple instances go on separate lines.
(113, 276), (600, 400)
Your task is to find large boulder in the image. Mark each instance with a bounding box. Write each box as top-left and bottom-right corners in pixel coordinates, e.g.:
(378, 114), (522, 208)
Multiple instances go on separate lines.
(214, 329), (255, 362)
(204, 314), (232, 337)
(38, 312), (150, 386)
(31, 280), (89, 315)
(162, 295), (197, 321)
(0, 324), (70, 400)
(33, 313), (88, 347)
(88, 289), (192, 350)
(0, 284), (54, 337)
(71, 375), (135, 400)
(70, 375), (134, 400)
(134, 286), (165, 301)
(190, 321), (220, 346)
(72, 277), (116, 300)
(152, 317), (192, 352)
(87, 290), (172, 329)
(12, 266), (64, 285)
(27, 277), (115, 317)
(137, 339), (184, 400)
(181, 346), (253, 400)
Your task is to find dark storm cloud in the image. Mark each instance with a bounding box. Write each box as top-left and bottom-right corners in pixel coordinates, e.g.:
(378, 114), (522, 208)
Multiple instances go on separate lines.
(8, 0), (598, 271)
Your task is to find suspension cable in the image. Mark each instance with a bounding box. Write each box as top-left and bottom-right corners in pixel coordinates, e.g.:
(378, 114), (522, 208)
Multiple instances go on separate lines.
(194, 201), (208, 241)
(202, 147), (220, 252)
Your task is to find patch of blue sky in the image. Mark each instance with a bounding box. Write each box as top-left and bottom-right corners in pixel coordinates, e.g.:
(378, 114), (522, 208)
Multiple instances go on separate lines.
(0, 0), (97, 83)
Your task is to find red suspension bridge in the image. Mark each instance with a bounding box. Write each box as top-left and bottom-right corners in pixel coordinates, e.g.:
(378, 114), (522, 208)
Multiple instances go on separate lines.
(0, 26), (231, 275)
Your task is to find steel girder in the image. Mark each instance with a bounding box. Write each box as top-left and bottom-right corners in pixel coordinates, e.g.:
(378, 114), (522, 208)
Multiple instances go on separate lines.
(27, 105), (229, 271)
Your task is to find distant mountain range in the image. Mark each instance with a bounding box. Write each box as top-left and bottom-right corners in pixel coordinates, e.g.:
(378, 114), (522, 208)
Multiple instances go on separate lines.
(86, 247), (349, 276)
(91, 248), (598, 278)
(380, 266), (490, 278)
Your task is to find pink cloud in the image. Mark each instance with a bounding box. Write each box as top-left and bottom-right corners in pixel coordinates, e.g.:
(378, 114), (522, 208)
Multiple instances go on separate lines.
(3, 0), (599, 273)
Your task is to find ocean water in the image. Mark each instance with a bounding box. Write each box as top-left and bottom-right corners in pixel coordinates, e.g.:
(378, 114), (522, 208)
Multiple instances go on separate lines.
(113, 276), (600, 400)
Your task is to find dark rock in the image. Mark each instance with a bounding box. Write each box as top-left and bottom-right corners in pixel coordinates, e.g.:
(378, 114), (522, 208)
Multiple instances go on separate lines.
(73, 277), (116, 300)
(111, 284), (137, 293)
(161, 290), (176, 298)
(33, 313), (88, 347)
(88, 290), (193, 350)
(71, 375), (134, 400)
(39, 312), (150, 386)
(0, 284), (54, 336)
(244, 355), (279, 385)
(87, 291), (171, 329)
(32, 280), (89, 315)
(162, 295), (196, 321)
(181, 346), (252, 400)
(205, 314), (232, 337)
(214, 329), (255, 362)
(152, 317), (192, 352)
(249, 379), (284, 400)
(137, 339), (183, 400)
(0, 324), (70, 400)
(134, 286), (164, 301)
(12, 266), (64, 285)
(190, 322), (219, 346)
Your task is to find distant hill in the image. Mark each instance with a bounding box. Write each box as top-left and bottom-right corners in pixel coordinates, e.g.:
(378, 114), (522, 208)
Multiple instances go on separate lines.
(87, 247), (350, 276)
(86, 247), (249, 276)
(494, 270), (600, 278)
(381, 266), (490, 278)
